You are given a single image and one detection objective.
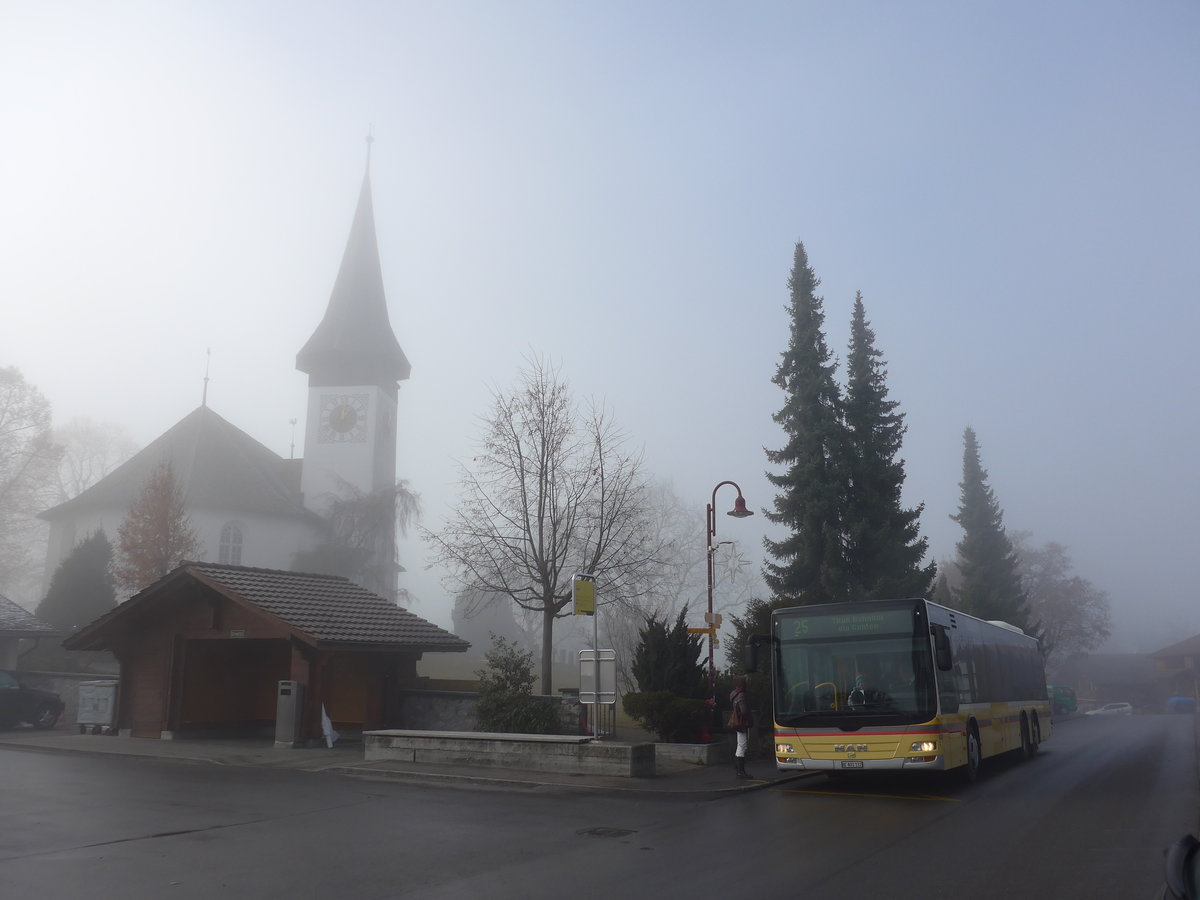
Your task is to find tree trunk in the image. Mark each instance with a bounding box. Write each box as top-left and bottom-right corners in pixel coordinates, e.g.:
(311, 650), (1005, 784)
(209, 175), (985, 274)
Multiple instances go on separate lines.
(540, 604), (556, 694)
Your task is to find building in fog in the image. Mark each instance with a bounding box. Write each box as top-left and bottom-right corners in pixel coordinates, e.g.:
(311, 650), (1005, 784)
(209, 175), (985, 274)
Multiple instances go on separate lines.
(40, 163), (410, 602)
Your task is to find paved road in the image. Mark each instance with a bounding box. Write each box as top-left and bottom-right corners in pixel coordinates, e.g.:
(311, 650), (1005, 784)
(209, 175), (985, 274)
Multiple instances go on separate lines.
(1, 714), (1195, 899)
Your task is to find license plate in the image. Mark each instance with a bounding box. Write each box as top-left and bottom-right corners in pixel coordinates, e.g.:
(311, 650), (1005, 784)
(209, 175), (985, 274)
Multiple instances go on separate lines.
(840, 760), (864, 769)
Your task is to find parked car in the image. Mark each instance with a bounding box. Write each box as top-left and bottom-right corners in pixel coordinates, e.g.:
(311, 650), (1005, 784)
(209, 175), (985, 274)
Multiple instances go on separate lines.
(1086, 702), (1134, 716)
(0, 670), (64, 729)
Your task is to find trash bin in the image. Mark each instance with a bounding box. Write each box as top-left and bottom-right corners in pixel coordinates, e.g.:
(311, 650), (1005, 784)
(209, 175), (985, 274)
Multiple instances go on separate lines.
(275, 680), (305, 748)
(76, 680), (118, 734)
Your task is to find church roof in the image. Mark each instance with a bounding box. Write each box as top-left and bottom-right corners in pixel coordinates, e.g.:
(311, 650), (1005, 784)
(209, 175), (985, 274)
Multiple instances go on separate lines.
(0, 593), (58, 638)
(296, 170), (411, 392)
(65, 562), (469, 652)
(41, 406), (312, 521)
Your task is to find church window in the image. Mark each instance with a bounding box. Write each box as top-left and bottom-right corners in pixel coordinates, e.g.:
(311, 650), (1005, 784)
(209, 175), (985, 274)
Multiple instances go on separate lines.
(219, 522), (244, 565)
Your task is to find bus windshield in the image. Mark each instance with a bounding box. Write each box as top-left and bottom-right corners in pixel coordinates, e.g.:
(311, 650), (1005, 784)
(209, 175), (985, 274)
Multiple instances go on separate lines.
(772, 602), (937, 727)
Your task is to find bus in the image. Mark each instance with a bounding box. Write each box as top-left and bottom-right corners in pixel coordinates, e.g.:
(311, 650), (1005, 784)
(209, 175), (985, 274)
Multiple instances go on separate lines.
(744, 598), (1051, 781)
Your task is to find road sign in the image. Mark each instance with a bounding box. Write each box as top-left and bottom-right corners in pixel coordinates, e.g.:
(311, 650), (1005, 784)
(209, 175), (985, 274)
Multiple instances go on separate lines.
(704, 612), (723, 626)
(573, 574), (595, 615)
(579, 649), (616, 704)
(686, 627), (714, 635)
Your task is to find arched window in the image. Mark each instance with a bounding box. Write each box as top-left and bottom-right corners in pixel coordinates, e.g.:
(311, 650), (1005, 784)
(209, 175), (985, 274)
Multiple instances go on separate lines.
(219, 521), (244, 565)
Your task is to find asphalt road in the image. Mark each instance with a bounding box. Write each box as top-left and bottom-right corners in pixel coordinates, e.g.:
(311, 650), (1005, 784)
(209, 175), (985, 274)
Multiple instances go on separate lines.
(1, 714), (1195, 899)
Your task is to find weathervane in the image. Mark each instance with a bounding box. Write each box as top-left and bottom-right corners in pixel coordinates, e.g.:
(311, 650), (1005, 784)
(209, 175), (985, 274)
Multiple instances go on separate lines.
(202, 348), (211, 408)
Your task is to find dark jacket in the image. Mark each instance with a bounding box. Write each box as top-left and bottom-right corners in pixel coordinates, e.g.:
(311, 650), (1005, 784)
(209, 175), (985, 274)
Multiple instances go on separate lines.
(729, 688), (753, 732)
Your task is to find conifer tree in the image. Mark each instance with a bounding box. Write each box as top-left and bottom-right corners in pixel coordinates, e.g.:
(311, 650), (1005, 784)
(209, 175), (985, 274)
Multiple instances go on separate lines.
(950, 427), (1030, 627)
(36, 530), (116, 630)
(114, 460), (201, 594)
(842, 292), (936, 600)
(763, 242), (848, 605)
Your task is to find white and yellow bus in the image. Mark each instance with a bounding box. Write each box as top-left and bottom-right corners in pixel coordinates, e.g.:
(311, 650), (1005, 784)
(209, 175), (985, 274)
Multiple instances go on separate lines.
(745, 598), (1051, 781)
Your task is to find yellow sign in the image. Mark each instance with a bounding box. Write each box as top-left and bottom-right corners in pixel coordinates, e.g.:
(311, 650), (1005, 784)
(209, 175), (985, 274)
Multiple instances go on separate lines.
(686, 627), (714, 635)
(573, 576), (595, 616)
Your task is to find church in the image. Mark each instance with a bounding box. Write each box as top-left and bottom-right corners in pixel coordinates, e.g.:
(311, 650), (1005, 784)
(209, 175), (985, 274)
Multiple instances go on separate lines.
(40, 160), (411, 601)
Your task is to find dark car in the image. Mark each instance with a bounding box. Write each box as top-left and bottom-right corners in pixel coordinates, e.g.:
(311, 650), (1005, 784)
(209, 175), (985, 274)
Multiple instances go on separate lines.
(0, 670), (64, 729)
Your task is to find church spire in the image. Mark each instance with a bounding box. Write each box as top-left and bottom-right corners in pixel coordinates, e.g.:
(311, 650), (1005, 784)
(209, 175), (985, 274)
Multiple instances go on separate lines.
(296, 147), (410, 396)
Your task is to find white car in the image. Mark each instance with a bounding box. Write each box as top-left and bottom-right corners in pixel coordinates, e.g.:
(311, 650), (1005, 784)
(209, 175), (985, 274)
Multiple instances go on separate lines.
(1086, 702), (1134, 716)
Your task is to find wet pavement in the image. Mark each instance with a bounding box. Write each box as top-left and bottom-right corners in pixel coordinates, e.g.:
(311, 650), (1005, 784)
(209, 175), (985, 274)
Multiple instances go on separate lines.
(0, 727), (813, 798)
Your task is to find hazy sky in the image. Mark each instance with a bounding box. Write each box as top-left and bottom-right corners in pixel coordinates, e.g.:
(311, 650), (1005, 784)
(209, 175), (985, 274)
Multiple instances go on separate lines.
(3, 2), (1197, 649)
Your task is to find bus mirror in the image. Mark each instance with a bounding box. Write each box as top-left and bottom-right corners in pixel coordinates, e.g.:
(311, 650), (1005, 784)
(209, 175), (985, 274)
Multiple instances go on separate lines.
(932, 625), (953, 671)
(744, 635), (771, 674)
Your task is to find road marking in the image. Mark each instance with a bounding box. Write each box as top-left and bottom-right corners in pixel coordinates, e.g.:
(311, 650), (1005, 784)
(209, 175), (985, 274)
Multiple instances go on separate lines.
(779, 788), (961, 803)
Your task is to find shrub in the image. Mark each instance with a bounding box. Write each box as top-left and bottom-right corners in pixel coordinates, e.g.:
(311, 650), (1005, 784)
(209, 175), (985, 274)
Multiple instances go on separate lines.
(622, 691), (709, 743)
(474, 635), (561, 734)
(630, 607), (706, 698)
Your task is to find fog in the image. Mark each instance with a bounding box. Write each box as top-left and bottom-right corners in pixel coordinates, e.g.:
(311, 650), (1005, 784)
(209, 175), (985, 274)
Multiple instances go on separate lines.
(3, 2), (1197, 652)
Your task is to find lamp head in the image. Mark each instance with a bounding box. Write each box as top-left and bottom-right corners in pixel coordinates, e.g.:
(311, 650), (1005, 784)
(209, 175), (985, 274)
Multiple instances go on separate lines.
(727, 495), (754, 519)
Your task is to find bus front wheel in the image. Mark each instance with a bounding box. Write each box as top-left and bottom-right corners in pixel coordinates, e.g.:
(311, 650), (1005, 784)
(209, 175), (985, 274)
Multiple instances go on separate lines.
(962, 723), (982, 783)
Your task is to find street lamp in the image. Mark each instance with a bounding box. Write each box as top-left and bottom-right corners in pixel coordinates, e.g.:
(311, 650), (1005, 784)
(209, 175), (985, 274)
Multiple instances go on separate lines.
(705, 480), (753, 738)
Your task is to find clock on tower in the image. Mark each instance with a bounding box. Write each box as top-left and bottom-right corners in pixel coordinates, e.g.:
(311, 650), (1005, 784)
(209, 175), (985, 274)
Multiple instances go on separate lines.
(318, 393), (369, 443)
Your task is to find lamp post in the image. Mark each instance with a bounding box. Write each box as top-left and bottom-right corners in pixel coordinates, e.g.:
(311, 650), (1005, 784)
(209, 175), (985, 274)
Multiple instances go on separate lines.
(705, 480), (753, 738)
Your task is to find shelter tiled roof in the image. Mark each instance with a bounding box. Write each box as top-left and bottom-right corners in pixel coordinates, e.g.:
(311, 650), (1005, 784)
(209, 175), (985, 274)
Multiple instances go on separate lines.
(67, 563), (468, 653)
(0, 594), (57, 638)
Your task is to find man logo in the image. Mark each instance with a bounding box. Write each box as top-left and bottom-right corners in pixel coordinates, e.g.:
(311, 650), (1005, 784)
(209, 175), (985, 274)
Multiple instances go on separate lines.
(834, 744), (868, 753)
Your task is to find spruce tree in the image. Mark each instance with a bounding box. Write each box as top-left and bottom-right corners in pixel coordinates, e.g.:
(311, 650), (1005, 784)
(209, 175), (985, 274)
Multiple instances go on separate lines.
(763, 242), (849, 605)
(842, 292), (936, 600)
(950, 427), (1030, 627)
(36, 530), (116, 630)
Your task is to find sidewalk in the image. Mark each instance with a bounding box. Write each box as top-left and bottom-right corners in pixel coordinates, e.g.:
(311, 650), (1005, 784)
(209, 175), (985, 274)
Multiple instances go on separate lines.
(0, 727), (812, 798)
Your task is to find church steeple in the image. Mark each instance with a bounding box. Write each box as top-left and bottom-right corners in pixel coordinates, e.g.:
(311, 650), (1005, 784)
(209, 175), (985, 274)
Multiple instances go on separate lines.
(296, 165), (411, 396)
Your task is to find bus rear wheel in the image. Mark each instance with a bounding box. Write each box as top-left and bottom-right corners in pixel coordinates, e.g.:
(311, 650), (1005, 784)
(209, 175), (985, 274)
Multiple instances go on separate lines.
(1019, 714), (1033, 761)
(1029, 713), (1041, 756)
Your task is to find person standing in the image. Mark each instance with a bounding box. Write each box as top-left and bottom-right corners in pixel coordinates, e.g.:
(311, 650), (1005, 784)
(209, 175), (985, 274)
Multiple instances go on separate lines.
(729, 674), (754, 779)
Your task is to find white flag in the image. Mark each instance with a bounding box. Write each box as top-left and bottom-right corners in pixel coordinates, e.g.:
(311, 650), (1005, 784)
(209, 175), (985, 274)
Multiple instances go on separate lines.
(320, 704), (340, 749)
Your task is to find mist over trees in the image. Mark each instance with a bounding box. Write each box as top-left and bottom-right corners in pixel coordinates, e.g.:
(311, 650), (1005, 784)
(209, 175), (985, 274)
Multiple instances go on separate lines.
(426, 356), (665, 693)
(949, 427), (1031, 629)
(1011, 533), (1111, 670)
(0, 367), (62, 604)
(113, 460), (200, 595)
(51, 418), (137, 503)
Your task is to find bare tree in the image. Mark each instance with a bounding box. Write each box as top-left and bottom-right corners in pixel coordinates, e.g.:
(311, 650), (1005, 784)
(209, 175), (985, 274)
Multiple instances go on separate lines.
(113, 460), (201, 594)
(426, 357), (664, 693)
(1011, 532), (1111, 671)
(0, 367), (62, 605)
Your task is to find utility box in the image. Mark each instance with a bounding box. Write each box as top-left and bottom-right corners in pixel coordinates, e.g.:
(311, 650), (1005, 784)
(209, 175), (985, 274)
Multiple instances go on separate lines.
(275, 680), (305, 748)
(76, 680), (118, 733)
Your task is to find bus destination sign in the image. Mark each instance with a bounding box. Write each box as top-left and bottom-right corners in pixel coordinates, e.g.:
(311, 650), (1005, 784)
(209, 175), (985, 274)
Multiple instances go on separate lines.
(782, 607), (913, 640)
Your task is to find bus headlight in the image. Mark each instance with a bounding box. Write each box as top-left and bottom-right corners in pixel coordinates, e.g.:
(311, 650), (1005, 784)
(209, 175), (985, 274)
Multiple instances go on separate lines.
(910, 741), (937, 753)
(776, 743), (794, 754)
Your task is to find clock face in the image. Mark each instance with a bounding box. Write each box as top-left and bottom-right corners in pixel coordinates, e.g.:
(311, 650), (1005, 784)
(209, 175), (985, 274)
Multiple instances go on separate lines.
(319, 394), (368, 443)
